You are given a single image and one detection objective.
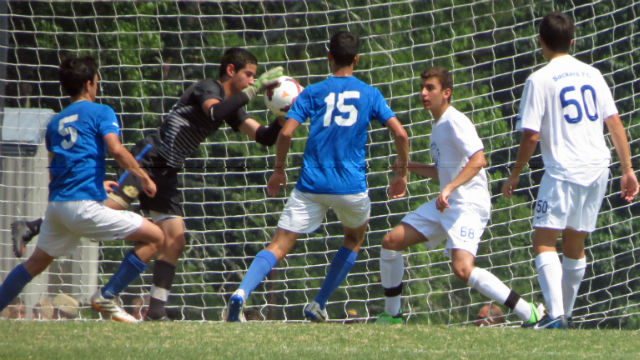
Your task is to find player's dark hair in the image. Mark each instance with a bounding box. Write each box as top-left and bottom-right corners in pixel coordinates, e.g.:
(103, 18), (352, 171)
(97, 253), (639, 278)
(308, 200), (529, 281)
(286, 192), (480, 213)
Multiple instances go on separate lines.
(219, 48), (258, 79)
(59, 56), (98, 97)
(539, 12), (574, 53)
(329, 31), (359, 67)
(420, 67), (453, 102)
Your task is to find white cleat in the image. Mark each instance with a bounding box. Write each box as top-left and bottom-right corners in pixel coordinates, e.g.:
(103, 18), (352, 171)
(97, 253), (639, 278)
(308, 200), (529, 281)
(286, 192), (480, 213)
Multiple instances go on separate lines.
(91, 290), (139, 323)
(303, 301), (328, 323)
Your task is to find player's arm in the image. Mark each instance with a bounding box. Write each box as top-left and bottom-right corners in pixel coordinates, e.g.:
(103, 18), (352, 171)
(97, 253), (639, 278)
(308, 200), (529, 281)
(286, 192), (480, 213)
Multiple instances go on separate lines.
(200, 67), (282, 131)
(237, 115), (285, 146)
(436, 149), (486, 211)
(605, 114), (639, 202)
(405, 161), (438, 178)
(501, 129), (539, 198)
(104, 133), (156, 198)
(266, 118), (299, 197)
(385, 117), (409, 199)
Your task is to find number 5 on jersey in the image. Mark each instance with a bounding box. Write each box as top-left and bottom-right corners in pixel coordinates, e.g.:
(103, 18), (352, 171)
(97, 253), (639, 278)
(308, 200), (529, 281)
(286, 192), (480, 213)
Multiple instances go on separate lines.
(323, 91), (360, 126)
(58, 114), (79, 149)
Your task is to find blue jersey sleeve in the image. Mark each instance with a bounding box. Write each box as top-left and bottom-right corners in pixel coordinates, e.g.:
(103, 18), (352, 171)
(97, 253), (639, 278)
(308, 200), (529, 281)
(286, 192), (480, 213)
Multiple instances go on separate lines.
(286, 86), (312, 123)
(98, 105), (121, 138)
(371, 89), (395, 125)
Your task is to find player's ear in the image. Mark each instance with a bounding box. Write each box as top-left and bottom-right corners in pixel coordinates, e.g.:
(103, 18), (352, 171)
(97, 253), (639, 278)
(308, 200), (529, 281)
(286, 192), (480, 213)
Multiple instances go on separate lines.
(443, 87), (452, 102)
(353, 54), (359, 66)
(225, 63), (236, 78)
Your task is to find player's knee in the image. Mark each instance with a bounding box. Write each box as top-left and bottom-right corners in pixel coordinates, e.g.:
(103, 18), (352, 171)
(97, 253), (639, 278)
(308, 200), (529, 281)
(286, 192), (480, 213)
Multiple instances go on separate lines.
(343, 233), (364, 249)
(165, 233), (186, 255)
(452, 263), (473, 283)
(382, 232), (402, 251)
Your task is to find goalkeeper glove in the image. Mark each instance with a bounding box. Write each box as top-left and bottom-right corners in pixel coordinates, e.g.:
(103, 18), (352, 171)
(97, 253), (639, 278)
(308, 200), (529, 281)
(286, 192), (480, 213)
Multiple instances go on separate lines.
(242, 66), (284, 101)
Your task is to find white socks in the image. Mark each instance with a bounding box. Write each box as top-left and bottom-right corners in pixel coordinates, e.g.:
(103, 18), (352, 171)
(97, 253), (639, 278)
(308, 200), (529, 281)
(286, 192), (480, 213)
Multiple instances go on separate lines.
(562, 256), (586, 318)
(380, 248), (404, 316)
(467, 267), (532, 321)
(535, 251), (564, 319)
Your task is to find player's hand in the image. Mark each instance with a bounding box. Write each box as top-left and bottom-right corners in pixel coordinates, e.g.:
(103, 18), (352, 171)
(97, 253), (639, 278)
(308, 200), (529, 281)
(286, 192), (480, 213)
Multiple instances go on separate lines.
(387, 175), (407, 199)
(620, 169), (639, 202)
(243, 66), (284, 101)
(103, 180), (119, 194)
(501, 176), (519, 198)
(436, 187), (451, 212)
(267, 168), (287, 197)
(140, 176), (157, 198)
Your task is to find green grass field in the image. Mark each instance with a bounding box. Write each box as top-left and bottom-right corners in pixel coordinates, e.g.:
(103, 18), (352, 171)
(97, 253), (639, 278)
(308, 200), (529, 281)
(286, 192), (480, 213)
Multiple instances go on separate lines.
(1, 321), (638, 360)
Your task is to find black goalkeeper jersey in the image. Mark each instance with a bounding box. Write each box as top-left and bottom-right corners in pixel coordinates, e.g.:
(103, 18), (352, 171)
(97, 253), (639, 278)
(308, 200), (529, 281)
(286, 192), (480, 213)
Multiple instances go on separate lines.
(156, 79), (249, 168)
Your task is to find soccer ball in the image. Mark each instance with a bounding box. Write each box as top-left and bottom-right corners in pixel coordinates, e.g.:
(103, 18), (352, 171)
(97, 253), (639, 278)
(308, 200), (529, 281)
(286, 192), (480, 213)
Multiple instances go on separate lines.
(264, 76), (303, 116)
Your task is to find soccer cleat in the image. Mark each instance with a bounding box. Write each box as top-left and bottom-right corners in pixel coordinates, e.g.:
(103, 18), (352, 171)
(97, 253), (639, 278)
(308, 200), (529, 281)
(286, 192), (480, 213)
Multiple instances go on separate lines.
(11, 220), (35, 258)
(144, 314), (171, 322)
(226, 289), (246, 322)
(91, 290), (139, 323)
(375, 311), (403, 324)
(530, 315), (568, 330)
(303, 301), (328, 323)
(522, 302), (545, 326)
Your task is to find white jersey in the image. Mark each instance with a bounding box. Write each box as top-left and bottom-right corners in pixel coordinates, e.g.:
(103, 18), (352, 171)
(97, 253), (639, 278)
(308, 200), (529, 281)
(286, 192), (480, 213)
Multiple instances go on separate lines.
(517, 55), (617, 186)
(430, 106), (490, 212)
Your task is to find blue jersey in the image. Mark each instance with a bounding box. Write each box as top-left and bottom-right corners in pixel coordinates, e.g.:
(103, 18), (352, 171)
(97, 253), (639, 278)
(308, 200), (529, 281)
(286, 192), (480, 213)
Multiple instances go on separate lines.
(286, 76), (395, 194)
(46, 100), (120, 201)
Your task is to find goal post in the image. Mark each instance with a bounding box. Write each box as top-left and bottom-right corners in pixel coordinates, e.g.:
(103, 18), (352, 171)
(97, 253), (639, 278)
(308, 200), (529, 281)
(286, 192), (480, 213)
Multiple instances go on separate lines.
(1, 1), (638, 328)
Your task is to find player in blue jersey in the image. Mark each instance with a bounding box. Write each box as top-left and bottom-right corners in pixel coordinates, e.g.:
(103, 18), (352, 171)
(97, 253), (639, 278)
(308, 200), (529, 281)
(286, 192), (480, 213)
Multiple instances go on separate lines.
(10, 48), (284, 321)
(226, 31), (409, 322)
(0, 56), (165, 322)
(502, 12), (638, 329)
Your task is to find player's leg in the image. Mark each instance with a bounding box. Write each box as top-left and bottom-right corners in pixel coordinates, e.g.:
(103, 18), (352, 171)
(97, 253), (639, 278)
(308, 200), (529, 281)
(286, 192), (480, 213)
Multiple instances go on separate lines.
(68, 201), (159, 322)
(560, 229), (587, 320)
(560, 170), (607, 322)
(528, 173), (573, 328)
(377, 222), (427, 323)
(98, 215), (164, 301)
(114, 156), (184, 321)
(378, 200), (447, 323)
(532, 227), (565, 327)
(0, 247), (54, 311)
(305, 221), (367, 322)
(145, 216), (184, 321)
(227, 228), (299, 322)
(306, 193), (369, 322)
(453, 249), (541, 325)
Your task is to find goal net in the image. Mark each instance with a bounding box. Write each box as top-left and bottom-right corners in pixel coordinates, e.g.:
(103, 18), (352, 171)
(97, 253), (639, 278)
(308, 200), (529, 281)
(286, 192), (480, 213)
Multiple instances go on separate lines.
(1, 1), (638, 328)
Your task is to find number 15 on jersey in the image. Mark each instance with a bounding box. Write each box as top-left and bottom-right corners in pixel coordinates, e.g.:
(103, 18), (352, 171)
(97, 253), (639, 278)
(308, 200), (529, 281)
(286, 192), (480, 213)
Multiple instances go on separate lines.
(323, 91), (360, 127)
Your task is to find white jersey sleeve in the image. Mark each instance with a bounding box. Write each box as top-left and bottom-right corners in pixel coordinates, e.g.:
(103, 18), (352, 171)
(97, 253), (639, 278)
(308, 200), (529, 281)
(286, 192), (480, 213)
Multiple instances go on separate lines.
(517, 77), (544, 132)
(596, 75), (618, 120)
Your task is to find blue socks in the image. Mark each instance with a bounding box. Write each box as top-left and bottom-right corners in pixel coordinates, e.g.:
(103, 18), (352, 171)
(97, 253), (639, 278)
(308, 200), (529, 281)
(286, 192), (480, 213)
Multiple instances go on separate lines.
(101, 251), (146, 299)
(0, 264), (33, 311)
(239, 249), (277, 298)
(314, 246), (358, 309)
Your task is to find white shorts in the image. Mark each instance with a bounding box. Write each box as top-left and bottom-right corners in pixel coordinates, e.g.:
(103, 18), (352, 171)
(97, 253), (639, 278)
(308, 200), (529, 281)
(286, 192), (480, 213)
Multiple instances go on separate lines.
(37, 200), (144, 257)
(533, 170), (608, 232)
(277, 189), (370, 234)
(401, 199), (490, 257)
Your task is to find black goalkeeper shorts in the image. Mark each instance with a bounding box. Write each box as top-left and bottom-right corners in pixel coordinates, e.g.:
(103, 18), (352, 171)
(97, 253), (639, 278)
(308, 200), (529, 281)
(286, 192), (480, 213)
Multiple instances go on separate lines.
(109, 134), (183, 217)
